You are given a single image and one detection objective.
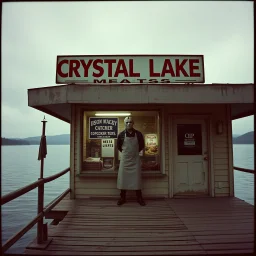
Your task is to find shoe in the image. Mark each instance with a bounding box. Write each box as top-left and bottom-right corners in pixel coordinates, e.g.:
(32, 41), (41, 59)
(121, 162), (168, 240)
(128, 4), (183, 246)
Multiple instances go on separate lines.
(137, 197), (146, 206)
(117, 198), (126, 206)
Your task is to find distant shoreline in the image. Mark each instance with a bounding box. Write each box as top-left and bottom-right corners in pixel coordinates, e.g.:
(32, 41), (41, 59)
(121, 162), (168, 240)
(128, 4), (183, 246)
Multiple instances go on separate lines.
(1, 144), (70, 146)
(1, 143), (253, 146)
(2, 131), (253, 145)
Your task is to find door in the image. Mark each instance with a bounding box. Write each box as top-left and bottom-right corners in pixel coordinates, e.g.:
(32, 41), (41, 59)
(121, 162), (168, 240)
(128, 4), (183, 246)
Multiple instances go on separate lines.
(173, 117), (208, 195)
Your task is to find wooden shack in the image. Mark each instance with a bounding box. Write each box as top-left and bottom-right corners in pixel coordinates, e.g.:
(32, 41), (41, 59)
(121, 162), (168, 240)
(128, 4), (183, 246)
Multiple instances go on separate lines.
(27, 55), (254, 200)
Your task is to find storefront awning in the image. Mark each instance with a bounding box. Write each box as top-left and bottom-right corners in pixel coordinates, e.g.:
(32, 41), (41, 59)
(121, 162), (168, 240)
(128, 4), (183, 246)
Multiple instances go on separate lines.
(27, 83), (254, 123)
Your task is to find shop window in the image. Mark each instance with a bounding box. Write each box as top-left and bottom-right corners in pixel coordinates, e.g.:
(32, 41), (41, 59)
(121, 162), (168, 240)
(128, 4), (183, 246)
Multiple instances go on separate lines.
(82, 111), (161, 173)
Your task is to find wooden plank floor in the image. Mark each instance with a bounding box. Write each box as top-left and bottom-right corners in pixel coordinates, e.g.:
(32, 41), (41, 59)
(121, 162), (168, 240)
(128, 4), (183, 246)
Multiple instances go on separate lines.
(23, 197), (254, 256)
(167, 198), (254, 255)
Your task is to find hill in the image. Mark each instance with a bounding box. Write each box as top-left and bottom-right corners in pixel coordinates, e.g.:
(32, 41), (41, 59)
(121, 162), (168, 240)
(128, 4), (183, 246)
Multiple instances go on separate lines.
(24, 134), (70, 145)
(2, 138), (30, 145)
(2, 134), (70, 146)
(233, 131), (254, 144)
(2, 132), (253, 145)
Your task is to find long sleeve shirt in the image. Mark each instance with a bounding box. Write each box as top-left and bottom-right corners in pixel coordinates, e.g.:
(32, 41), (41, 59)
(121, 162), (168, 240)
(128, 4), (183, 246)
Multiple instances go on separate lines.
(117, 129), (145, 152)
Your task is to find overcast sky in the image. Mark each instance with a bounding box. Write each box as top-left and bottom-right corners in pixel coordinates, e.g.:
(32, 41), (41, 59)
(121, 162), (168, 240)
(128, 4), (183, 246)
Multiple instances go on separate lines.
(2, 1), (254, 138)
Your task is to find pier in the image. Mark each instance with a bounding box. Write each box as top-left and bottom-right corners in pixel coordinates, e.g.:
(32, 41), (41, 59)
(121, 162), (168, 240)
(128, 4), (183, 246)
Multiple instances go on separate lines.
(1, 166), (254, 256)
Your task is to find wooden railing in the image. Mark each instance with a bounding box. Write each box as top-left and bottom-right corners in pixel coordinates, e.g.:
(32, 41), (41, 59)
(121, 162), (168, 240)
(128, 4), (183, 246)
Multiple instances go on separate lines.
(234, 166), (254, 174)
(1, 167), (70, 254)
(1, 165), (253, 254)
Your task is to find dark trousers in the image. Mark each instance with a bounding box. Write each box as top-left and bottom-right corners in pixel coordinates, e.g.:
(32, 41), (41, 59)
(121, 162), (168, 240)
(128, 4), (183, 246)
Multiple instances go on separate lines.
(120, 189), (142, 198)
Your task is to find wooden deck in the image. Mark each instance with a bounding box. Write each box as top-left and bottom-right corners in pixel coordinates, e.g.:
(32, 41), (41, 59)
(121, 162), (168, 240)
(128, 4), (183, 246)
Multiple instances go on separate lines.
(22, 197), (254, 256)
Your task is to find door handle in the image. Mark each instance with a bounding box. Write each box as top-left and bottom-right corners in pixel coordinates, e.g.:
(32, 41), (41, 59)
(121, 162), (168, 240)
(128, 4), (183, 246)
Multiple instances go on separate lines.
(204, 156), (208, 161)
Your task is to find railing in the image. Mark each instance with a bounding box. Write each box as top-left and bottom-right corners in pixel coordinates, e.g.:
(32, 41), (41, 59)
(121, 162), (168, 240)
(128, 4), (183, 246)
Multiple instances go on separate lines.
(1, 167), (70, 254)
(1, 165), (253, 254)
(234, 166), (254, 174)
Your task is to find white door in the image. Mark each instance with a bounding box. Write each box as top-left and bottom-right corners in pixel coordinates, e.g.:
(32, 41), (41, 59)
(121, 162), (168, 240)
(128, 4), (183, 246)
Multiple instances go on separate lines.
(173, 118), (208, 195)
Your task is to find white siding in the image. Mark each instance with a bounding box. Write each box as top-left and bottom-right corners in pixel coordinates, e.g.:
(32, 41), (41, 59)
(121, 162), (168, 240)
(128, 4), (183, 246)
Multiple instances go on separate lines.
(212, 105), (230, 197)
(75, 177), (169, 199)
(165, 104), (231, 197)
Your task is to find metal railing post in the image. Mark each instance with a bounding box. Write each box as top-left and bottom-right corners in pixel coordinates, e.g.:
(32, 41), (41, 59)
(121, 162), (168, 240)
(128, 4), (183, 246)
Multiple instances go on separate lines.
(37, 178), (44, 244)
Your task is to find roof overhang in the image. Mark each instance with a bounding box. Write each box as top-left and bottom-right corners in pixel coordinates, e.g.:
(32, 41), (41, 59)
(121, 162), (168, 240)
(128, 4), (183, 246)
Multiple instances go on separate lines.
(28, 83), (254, 123)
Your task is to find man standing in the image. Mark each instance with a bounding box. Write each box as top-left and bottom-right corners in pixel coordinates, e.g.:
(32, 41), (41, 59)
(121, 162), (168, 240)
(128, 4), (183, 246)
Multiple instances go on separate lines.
(117, 116), (146, 206)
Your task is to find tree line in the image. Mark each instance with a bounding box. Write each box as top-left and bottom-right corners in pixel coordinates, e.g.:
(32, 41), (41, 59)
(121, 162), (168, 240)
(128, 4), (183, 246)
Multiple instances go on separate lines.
(2, 138), (30, 145)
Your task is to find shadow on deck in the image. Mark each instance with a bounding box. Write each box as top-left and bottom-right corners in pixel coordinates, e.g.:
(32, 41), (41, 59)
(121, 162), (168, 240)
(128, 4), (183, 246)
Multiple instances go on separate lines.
(20, 197), (254, 255)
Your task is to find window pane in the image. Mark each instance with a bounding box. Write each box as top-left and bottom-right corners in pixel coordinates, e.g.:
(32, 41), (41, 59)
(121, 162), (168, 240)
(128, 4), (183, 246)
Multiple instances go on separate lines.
(177, 124), (202, 155)
(82, 111), (161, 172)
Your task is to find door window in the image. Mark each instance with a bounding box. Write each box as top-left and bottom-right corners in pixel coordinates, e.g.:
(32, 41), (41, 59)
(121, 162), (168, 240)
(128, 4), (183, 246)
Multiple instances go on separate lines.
(177, 124), (202, 155)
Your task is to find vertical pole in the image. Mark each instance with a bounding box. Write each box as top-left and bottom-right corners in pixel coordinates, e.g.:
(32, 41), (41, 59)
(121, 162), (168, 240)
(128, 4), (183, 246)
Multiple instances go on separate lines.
(40, 120), (46, 179)
(37, 179), (44, 244)
(43, 223), (48, 241)
(37, 117), (47, 244)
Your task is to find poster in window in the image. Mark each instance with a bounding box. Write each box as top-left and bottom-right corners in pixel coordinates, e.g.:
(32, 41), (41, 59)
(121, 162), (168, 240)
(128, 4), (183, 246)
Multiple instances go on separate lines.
(101, 139), (115, 157)
(177, 124), (202, 155)
(89, 117), (118, 139)
(144, 134), (158, 156)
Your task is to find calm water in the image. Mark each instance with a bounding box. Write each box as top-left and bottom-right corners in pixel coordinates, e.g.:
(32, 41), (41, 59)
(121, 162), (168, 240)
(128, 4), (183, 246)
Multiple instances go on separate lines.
(1, 144), (254, 253)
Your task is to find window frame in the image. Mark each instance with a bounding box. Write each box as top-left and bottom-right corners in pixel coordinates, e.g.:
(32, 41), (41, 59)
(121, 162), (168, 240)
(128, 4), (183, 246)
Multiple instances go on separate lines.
(78, 105), (166, 176)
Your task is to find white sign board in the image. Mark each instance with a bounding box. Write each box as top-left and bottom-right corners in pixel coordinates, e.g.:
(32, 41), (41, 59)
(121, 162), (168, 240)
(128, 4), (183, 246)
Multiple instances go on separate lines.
(89, 117), (118, 139)
(56, 55), (205, 84)
(101, 139), (114, 157)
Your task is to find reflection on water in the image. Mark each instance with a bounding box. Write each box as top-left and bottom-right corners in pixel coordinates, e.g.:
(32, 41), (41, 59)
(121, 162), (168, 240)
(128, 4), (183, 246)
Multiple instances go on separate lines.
(233, 144), (254, 205)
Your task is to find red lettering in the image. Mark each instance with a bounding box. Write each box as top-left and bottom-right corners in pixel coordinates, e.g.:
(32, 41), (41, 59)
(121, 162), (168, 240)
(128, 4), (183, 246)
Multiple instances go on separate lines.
(109, 79), (117, 83)
(80, 59), (93, 77)
(57, 59), (68, 78)
(161, 59), (175, 77)
(175, 59), (188, 77)
(129, 59), (140, 77)
(149, 59), (160, 77)
(69, 60), (81, 77)
(114, 59), (129, 77)
(189, 59), (200, 77)
(92, 59), (104, 78)
(104, 59), (116, 77)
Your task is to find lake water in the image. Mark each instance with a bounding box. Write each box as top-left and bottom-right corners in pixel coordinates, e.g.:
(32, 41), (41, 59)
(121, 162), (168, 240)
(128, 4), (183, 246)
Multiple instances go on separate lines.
(1, 144), (254, 253)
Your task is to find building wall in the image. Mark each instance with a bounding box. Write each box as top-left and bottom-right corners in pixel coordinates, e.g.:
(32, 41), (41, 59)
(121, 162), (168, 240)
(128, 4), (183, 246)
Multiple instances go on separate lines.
(72, 104), (232, 199)
(164, 104), (231, 197)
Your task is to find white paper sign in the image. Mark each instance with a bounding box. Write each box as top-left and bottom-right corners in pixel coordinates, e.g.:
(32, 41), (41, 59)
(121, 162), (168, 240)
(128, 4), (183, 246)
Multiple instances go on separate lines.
(101, 139), (114, 157)
(184, 141), (195, 146)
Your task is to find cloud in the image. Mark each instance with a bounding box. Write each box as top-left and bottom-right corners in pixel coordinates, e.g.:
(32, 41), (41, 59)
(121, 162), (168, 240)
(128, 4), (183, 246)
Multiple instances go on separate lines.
(2, 104), (70, 138)
(232, 115), (254, 135)
(2, 1), (254, 137)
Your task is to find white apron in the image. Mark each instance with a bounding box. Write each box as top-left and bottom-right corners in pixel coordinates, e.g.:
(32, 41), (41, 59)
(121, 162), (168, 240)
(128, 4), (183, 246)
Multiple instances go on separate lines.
(117, 133), (142, 190)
